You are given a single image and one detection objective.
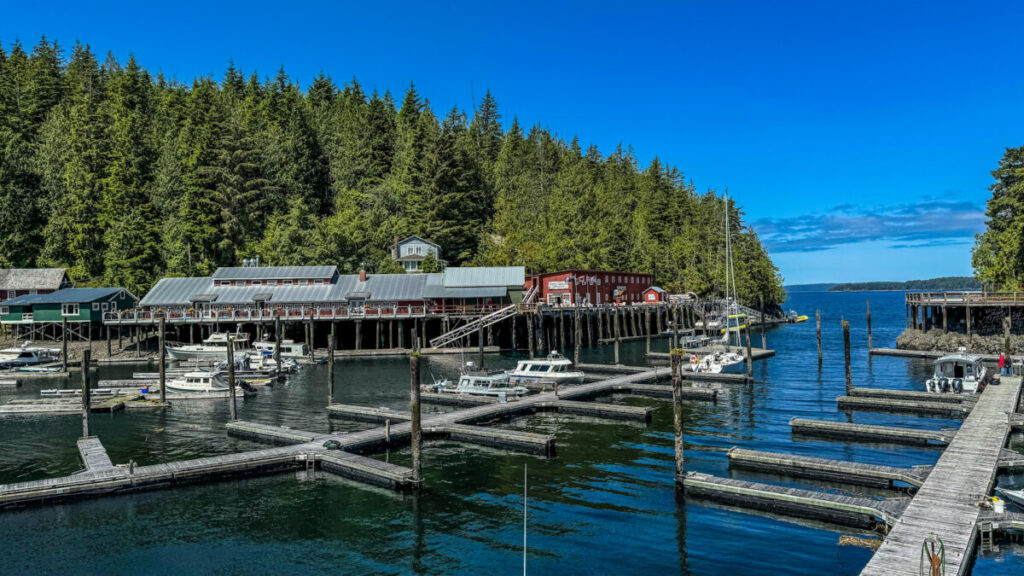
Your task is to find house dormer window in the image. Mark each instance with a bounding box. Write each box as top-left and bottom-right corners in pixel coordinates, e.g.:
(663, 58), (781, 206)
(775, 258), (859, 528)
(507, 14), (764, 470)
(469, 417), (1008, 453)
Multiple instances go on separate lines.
(299, 279), (309, 286)
(283, 280), (293, 285)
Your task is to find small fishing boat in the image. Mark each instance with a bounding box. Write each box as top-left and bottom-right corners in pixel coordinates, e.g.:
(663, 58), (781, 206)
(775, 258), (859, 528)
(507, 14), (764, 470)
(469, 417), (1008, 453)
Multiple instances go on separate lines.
(690, 350), (745, 373)
(0, 342), (62, 368)
(165, 371), (230, 393)
(166, 332), (252, 361)
(787, 309), (808, 323)
(925, 351), (987, 394)
(438, 370), (528, 398)
(253, 338), (309, 359)
(506, 351), (585, 384)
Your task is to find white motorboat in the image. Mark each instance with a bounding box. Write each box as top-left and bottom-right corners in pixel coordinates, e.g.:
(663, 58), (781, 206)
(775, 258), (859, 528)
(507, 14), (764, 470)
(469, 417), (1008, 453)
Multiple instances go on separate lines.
(0, 342), (61, 368)
(253, 338), (309, 359)
(689, 351), (744, 374)
(997, 487), (1024, 511)
(507, 351), (585, 384)
(243, 352), (299, 374)
(166, 332), (252, 361)
(437, 371), (528, 397)
(165, 371), (230, 393)
(925, 351), (987, 394)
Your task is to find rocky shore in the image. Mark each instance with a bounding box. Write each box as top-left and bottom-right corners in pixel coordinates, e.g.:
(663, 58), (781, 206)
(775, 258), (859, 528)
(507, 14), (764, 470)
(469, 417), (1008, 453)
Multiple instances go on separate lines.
(896, 329), (1024, 355)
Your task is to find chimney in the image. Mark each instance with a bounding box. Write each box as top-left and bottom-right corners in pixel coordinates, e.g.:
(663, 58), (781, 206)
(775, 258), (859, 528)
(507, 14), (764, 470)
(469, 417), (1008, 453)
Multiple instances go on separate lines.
(359, 269), (367, 282)
(393, 236), (399, 258)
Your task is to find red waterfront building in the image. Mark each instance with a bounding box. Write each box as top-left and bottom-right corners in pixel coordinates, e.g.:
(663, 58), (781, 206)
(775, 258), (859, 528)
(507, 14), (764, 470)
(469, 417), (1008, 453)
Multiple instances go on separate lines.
(526, 270), (654, 306)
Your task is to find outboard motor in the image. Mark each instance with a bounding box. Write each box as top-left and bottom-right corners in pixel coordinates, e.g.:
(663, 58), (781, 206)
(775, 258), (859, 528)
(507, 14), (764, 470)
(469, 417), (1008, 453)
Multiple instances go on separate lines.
(927, 379), (937, 393)
(939, 378), (950, 393)
(952, 379), (963, 394)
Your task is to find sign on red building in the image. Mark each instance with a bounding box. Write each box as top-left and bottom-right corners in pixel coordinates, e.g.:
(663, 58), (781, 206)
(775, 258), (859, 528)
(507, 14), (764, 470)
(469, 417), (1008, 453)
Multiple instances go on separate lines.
(526, 270), (653, 306)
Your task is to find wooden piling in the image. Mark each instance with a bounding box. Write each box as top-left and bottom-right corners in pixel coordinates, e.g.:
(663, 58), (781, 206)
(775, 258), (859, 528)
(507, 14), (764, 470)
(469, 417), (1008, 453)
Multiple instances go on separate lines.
(671, 350), (684, 487)
(511, 316), (518, 351)
(81, 349), (91, 438)
(673, 307), (680, 351)
(409, 353), (423, 488)
(355, 320), (362, 351)
(227, 335), (237, 421)
(308, 315), (315, 363)
(842, 321), (852, 394)
(62, 317), (68, 373)
(159, 317), (166, 404)
(866, 299), (872, 350)
(477, 323), (484, 368)
(106, 324), (111, 358)
(745, 327), (753, 378)
(537, 311), (546, 353)
(527, 314), (535, 359)
(574, 309), (582, 366)
(613, 309), (621, 365)
(274, 317), (282, 380)
(645, 307), (652, 355)
(816, 310), (822, 364)
(328, 340), (335, 406)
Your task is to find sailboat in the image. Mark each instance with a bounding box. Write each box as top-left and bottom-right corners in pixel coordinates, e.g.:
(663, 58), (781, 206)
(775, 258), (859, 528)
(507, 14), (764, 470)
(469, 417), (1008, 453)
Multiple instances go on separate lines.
(697, 193), (747, 373)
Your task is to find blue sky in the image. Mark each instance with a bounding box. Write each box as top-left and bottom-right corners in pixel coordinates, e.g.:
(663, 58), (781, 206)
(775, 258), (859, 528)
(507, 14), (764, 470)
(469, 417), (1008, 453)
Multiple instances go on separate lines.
(4, 0), (1023, 284)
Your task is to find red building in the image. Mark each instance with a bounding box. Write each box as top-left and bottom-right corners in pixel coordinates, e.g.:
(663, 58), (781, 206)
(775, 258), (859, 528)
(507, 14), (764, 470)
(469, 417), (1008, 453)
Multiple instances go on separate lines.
(643, 286), (668, 303)
(526, 270), (653, 306)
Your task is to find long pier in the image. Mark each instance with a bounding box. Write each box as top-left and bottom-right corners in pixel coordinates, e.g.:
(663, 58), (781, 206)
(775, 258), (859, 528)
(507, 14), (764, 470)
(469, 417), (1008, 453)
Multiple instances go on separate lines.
(860, 375), (1023, 575)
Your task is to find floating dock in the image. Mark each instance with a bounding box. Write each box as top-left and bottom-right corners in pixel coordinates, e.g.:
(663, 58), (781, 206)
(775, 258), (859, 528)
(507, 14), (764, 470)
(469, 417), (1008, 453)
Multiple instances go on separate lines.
(861, 375), (1023, 575)
(682, 471), (909, 529)
(789, 418), (954, 446)
(727, 448), (931, 489)
(835, 395), (971, 418)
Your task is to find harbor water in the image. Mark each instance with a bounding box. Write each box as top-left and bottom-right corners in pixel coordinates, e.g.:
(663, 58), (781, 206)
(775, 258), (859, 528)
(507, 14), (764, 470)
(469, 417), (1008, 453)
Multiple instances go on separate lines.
(0, 291), (1022, 575)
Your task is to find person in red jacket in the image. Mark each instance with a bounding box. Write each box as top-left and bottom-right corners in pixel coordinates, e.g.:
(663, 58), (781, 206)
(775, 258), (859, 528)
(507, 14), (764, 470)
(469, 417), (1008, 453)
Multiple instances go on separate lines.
(999, 353), (1007, 376)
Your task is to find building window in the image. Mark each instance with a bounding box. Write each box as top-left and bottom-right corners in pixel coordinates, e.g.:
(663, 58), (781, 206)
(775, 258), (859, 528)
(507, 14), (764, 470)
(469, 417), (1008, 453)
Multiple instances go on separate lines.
(315, 279), (325, 285)
(29, 290), (37, 295)
(5, 290), (13, 300)
(101, 303), (109, 311)
(252, 280), (262, 286)
(284, 280), (293, 285)
(299, 279), (309, 286)
(61, 303), (80, 316)
(267, 280), (277, 286)
(0, 307), (8, 315)
(219, 281), (230, 286)
(92, 303), (100, 311)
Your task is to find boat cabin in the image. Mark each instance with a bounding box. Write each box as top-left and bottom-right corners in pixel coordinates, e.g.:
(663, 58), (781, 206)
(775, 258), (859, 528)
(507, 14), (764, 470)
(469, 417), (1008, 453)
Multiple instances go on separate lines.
(933, 354), (985, 381)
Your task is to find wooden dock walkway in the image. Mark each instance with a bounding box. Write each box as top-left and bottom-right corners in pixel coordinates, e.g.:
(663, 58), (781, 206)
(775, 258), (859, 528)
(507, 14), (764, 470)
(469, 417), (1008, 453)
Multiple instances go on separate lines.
(0, 368), (684, 508)
(836, 395), (972, 419)
(682, 471), (910, 529)
(789, 418), (954, 446)
(77, 437), (115, 472)
(727, 447), (931, 489)
(861, 375), (1024, 575)
(849, 387), (975, 405)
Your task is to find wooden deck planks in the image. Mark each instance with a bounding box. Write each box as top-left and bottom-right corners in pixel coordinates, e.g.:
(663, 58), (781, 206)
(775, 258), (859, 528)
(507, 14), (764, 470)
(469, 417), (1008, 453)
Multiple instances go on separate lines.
(860, 375), (1023, 576)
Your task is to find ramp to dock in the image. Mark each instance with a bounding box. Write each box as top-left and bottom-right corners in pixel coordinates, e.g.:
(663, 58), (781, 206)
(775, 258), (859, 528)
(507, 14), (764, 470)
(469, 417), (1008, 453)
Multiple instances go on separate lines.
(77, 437), (115, 472)
(861, 375), (1023, 576)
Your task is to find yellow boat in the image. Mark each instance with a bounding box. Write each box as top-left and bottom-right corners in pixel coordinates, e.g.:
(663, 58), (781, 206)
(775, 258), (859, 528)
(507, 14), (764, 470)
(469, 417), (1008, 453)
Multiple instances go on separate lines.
(794, 315), (808, 323)
(720, 313), (747, 334)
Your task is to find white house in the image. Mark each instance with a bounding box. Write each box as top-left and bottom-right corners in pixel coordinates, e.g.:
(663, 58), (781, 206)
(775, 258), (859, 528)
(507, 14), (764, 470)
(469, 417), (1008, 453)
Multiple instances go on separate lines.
(391, 236), (445, 272)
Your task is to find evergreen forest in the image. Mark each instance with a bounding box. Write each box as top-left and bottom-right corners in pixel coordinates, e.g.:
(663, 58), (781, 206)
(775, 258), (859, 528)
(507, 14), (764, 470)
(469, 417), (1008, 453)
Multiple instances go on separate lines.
(974, 146), (1024, 289)
(0, 38), (785, 306)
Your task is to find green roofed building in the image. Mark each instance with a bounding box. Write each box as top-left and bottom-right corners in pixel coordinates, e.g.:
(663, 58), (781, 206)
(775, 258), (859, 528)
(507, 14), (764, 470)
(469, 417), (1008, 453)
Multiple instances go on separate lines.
(1, 288), (138, 341)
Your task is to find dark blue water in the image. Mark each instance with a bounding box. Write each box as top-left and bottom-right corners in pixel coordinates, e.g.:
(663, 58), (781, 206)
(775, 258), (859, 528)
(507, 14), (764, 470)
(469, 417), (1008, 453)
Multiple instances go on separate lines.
(0, 291), (1021, 575)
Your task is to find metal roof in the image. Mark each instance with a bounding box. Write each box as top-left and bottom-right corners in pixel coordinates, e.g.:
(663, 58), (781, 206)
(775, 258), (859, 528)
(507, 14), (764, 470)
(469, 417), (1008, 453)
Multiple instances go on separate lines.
(646, 286), (667, 293)
(397, 235), (440, 249)
(211, 266), (337, 281)
(422, 285), (508, 299)
(2, 294), (47, 306)
(443, 267), (525, 288)
(7, 288), (133, 305)
(0, 268), (71, 291)
(140, 277), (213, 307)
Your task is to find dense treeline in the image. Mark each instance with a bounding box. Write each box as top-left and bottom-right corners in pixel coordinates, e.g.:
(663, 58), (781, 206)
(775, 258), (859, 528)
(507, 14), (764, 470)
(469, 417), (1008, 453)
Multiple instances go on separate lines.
(0, 38), (784, 306)
(973, 146), (1024, 289)
(829, 277), (981, 292)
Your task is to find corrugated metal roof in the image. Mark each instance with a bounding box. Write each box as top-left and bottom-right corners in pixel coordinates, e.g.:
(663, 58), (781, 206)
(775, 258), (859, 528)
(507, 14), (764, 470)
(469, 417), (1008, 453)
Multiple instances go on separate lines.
(443, 267), (525, 288)
(422, 285), (508, 299)
(365, 273), (428, 301)
(211, 266), (337, 280)
(0, 268), (70, 291)
(16, 288), (131, 304)
(140, 277), (212, 307)
(2, 294), (47, 306)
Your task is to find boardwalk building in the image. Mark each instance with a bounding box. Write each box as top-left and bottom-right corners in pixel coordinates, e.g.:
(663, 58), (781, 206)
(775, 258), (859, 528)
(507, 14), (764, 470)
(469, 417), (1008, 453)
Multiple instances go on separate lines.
(0, 268), (72, 303)
(1, 287), (138, 341)
(526, 270), (653, 306)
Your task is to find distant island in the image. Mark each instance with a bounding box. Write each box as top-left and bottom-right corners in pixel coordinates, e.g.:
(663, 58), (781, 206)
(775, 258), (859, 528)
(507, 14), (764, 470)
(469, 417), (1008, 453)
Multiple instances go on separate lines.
(828, 276), (981, 292)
